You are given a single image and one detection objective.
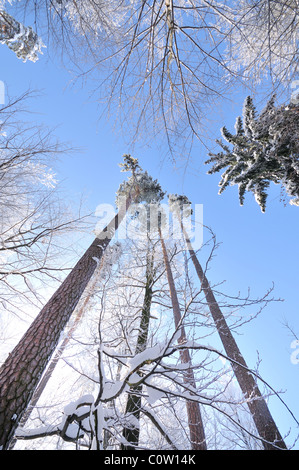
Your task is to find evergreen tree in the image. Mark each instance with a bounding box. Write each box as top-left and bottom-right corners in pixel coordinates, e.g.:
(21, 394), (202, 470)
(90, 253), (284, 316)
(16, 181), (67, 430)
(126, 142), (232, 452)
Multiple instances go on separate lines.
(118, 162), (165, 449)
(169, 193), (287, 450)
(0, 10), (44, 62)
(0, 155), (142, 450)
(158, 216), (207, 451)
(205, 96), (299, 212)
(120, 191), (207, 450)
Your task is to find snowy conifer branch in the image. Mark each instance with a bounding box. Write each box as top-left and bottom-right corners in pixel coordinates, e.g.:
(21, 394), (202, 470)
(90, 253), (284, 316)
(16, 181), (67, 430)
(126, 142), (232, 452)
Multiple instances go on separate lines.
(206, 95), (299, 212)
(0, 9), (45, 62)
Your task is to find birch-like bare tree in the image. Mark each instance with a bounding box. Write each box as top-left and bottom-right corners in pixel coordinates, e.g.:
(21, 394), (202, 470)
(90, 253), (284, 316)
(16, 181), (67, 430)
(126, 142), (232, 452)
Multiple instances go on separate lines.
(4, 1), (298, 159)
(1, 1), (241, 158)
(215, 0), (299, 87)
(0, 93), (85, 317)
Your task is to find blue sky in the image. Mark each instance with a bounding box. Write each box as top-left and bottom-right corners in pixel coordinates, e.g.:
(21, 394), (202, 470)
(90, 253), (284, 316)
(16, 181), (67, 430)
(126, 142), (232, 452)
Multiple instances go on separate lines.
(1, 28), (299, 448)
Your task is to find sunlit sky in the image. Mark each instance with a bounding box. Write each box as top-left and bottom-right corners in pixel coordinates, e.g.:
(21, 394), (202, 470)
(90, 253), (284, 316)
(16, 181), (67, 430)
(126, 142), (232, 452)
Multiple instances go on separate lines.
(1, 18), (299, 449)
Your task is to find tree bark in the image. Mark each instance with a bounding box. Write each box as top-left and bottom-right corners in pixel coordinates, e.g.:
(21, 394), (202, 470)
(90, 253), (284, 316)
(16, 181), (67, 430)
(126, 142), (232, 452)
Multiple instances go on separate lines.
(121, 248), (154, 450)
(0, 199), (130, 450)
(8, 265), (103, 449)
(181, 223), (287, 450)
(159, 230), (207, 451)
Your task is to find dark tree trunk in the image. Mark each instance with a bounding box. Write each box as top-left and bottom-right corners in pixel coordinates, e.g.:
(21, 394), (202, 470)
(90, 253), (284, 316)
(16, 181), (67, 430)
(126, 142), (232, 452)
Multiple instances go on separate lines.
(159, 230), (207, 451)
(8, 267), (102, 449)
(0, 201), (130, 450)
(181, 224), (287, 450)
(121, 249), (154, 450)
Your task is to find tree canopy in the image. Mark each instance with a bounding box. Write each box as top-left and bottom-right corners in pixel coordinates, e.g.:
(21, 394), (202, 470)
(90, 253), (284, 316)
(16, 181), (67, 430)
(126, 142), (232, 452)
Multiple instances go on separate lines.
(205, 96), (299, 212)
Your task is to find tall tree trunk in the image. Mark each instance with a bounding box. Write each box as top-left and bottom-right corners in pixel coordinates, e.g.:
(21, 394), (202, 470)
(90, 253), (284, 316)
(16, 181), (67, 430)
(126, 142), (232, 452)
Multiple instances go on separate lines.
(121, 248), (154, 450)
(159, 229), (207, 451)
(0, 198), (131, 450)
(8, 265), (103, 449)
(181, 223), (287, 450)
